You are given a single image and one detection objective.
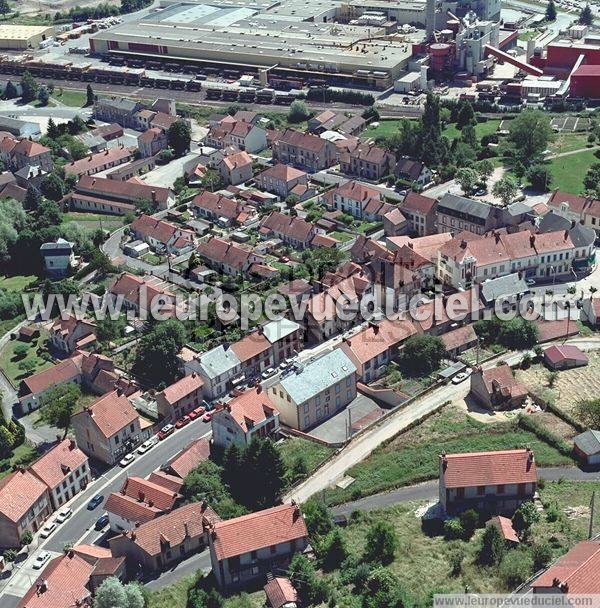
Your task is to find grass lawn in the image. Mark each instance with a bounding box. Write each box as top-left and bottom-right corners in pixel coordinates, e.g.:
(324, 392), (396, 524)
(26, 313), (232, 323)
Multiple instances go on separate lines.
(0, 332), (53, 386)
(442, 119), (501, 142)
(278, 437), (335, 473)
(547, 149), (597, 194)
(330, 231), (354, 243)
(147, 575), (195, 608)
(0, 443), (38, 481)
(362, 119), (405, 140)
(323, 406), (573, 506)
(51, 89), (89, 108)
(0, 275), (36, 292)
(61, 212), (123, 233)
(551, 133), (594, 155)
(142, 253), (166, 266)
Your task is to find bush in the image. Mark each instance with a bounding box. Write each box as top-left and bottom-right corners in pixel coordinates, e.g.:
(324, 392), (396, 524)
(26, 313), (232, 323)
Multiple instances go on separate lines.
(363, 521), (397, 565)
(500, 550), (533, 587)
(444, 518), (464, 540)
(532, 542), (553, 570)
(545, 501), (559, 522)
(459, 509), (479, 539)
(517, 415), (572, 457)
(449, 546), (465, 577)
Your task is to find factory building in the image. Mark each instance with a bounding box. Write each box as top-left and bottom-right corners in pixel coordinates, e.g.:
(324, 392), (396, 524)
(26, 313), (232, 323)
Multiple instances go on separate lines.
(571, 65), (600, 98)
(0, 25), (55, 50)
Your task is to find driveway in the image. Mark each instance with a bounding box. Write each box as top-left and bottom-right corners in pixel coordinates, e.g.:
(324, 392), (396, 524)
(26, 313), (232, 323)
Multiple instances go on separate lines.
(144, 550), (212, 591)
(141, 151), (199, 189)
(308, 394), (381, 444)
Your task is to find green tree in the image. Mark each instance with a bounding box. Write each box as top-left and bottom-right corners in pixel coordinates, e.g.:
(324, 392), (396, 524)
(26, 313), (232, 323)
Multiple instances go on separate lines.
(449, 546), (465, 577)
(20, 530), (33, 547)
(321, 527), (348, 571)
(287, 554), (327, 606)
(37, 86), (50, 106)
(476, 159), (495, 185)
(363, 568), (407, 608)
(527, 164), (554, 192)
(401, 334), (446, 376)
(0, 425), (14, 458)
(492, 174), (518, 206)
(576, 398), (600, 428)
(579, 3), (593, 24)
(3, 80), (17, 100)
(24, 184), (41, 210)
(20, 71), (38, 104)
(456, 101), (476, 129)
(46, 117), (60, 139)
(287, 100), (311, 123)
(512, 501), (540, 540)
(302, 499), (333, 538)
(86, 84), (95, 106)
(545, 0), (557, 20)
(40, 173), (66, 202)
(133, 320), (187, 386)
(479, 523), (505, 566)
(0, 0), (11, 15)
(167, 120), (191, 156)
(498, 317), (538, 349)
(456, 167), (480, 196)
(583, 164), (600, 198)
(96, 316), (126, 343)
(507, 109), (554, 162)
(459, 509), (479, 539)
(419, 93), (448, 167)
(363, 521), (397, 565)
(94, 577), (144, 608)
(500, 550), (533, 587)
(38, 382), (81, 439)
(532, 541), (553, 570)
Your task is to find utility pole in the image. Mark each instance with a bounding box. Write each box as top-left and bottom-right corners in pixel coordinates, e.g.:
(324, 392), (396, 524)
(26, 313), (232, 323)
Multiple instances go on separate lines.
(589, 490), (596, 540)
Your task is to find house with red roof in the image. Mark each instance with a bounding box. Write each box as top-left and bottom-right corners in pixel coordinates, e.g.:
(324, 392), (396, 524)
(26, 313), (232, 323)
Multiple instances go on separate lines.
(164, 437), (211, 479)
(155, 373), (205, 423)
(0, 469), (52, 548)
(488, 515), (519, 545)
(217, 150), (253, 186)
(108, 272), (177, 317)
(204, 118), (267, 153)
(272, 128), (336, 173)
(16, 547), (126, 608)
(439, 448), (537, 514)
(399, 191), (438, 236)
(340, 318), (417, 382)
(255, 164), (308, 200)
(212, 386), (280, 448)
(105, 475), (182, 532)
(138, 127), (167, 158)
(71, 390), (148, 465)
(49, 314), (97, 355)
(327, 181), (396, 222)
(208, 502), (308, 589)
(130, 214), (195, 255)
(543, 344), (589, 371)
(191, 191), (256, 227)
(0, 135), (53, 173)
(63, 146), (134, 179)
(259, 211), (316, 250)
(470, 363), (528, 410)
(109, 501), (221, 572)
(531, 540), (600, 597)
(196, 236), (264, 276)
(29, 438), (91, 510)
(339, 142), (395, 181)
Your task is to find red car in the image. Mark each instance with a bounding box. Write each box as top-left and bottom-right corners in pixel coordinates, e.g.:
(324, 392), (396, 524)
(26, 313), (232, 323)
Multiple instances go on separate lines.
(202, 412), (212, 423)
(192, 406), (205, 417)
(158, 424), (175, 440)
(175, 415), (191, 429)
(187, 409), (199, 420)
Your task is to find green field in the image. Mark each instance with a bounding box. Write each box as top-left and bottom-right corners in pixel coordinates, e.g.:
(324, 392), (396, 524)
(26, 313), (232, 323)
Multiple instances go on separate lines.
(362, 119), (406, 140)
(0, 443), (39, 481)
(551, 133), (594, 155)
(51, 89), (89, 108)
(323, 407), (573, 505)
(442, 119), (501, 142)
(0, 332), (52, 386)
(278, 436), (335, 474)
(0, 275), (36, 292)
(547, 149), (597, 195)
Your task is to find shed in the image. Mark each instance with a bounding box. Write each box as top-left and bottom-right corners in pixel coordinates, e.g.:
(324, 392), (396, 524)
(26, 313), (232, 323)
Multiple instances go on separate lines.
(574, 430), (600, 466)
(543, 344), (589, 371)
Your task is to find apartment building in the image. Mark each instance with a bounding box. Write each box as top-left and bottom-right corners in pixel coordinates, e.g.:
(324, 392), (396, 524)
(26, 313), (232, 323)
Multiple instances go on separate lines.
(272, 129), (336, 173)
(155, 373), (205, 422)
(339, 142), (395, 181)
(328, 181), (395, 221)
(268, 349), (357, 431)
(254, 164), (308, 200)
(399, 191), (438, 236)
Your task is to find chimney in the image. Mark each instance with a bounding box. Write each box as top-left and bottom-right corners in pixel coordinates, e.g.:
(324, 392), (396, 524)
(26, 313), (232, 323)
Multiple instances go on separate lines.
(530, 234), (536, 247)
(184, 522), (190, 538)
(138, 491), (145, 502)
(68, 438), (76, 450)
(151, 190), (157, 205)
(460, 239), (467, 249)
(256, 384), (263, 394)
(439, 452), (447, 471)
(564, 229), (569, 240)
(131, 531), (136, 540)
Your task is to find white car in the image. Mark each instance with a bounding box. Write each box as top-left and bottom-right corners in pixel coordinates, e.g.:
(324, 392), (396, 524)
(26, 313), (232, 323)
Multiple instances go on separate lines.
(33, 551), (52, 569)
(39, 522), (57, 539)
(55, 507), (72, 524)
(137, 437), (158, 455)
(119, 453), (136, 467)
(452, 371), (472, 384)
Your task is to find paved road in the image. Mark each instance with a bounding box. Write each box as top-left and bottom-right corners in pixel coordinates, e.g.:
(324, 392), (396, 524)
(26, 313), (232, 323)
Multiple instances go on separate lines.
(0, 419), (212, 602)
(332, 466), (600, 515)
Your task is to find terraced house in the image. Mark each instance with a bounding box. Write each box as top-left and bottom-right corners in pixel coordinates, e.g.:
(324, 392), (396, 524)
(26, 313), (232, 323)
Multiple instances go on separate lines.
(272, 129), (336, 172)
(339, 142), (395, 181)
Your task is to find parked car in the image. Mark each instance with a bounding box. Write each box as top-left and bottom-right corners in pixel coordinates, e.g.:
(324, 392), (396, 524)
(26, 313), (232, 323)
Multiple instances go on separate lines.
(137, 437), (158, 454)
(33, 551), (52, 569)
(119, 453), (136, 467)
(39, 522), (57, 539)
(158, 424), (175, 440)
(452, 370), (472, 384)
(95, 513), (109, 530)
(87, 494), (104, 510)
(202, 412), (212, 423)
(526, 278), (536, 287)
(55, 507), (72, 524)
(175, 415), (191, 429)
(261, 367), (276, 379)
(192, 405), (205, 417)
(188, 409), (199, 420)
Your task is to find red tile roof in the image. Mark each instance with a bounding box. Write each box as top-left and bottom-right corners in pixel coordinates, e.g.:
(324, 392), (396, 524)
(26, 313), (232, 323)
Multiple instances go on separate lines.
(158, 373), (204, 406)
(401, 191), (437, 215)
(191, 191), (248, 222)
(17, 552), (94, 608)
(441, 448), (537, 489)
(167, 438), (211, 478)
(72, 390), (138, 440)
(29, 439), (88, 491)
(257, 163), (306, 182)
(104, 491), (162, 524)
(0, 469), (48, 523)
(115, 502), (220, 557)
(219, 387), (278, 433)
(480, 364), (528, 400)
(76, 175), (171, 207)
(20, 358), (81, 397)
(544, 344), (588, 366)
(440, 323), (477, 352)
(277, 128), (328, 153)
(536, 318), (580, 342)
(532, 540), (600, 594)
(148, 470), (185, 493)
(260, 211), (314, 243)
(120, 476), (180, 511)
(210, 503), (307, 561)
(489, 516), (519, 543)
(196, 236), (255, 271)
(64, 146), (133, 177)
(231, 332), (272, 363)
(264, 578), (298, 608)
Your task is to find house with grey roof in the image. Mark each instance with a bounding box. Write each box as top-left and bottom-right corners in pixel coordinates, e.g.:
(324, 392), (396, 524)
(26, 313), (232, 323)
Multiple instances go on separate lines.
(40, 238), (77, 278)
(191, 344), (242, 400)
(538, 213), (596, 271)
(574, 430), (600, 466)
(267, 349), (357, 431)
(480, 273), (530, 306)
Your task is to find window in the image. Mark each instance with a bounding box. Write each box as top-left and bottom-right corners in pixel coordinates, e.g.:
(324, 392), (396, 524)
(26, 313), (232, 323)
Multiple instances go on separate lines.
(335, 384), (340, 394)
(477, 485), (485, 495)
(250, 550), (257, 560)
(129, 423), (134, 433)
(270, 545), (276, 555)
(497, 484), (505, 494)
